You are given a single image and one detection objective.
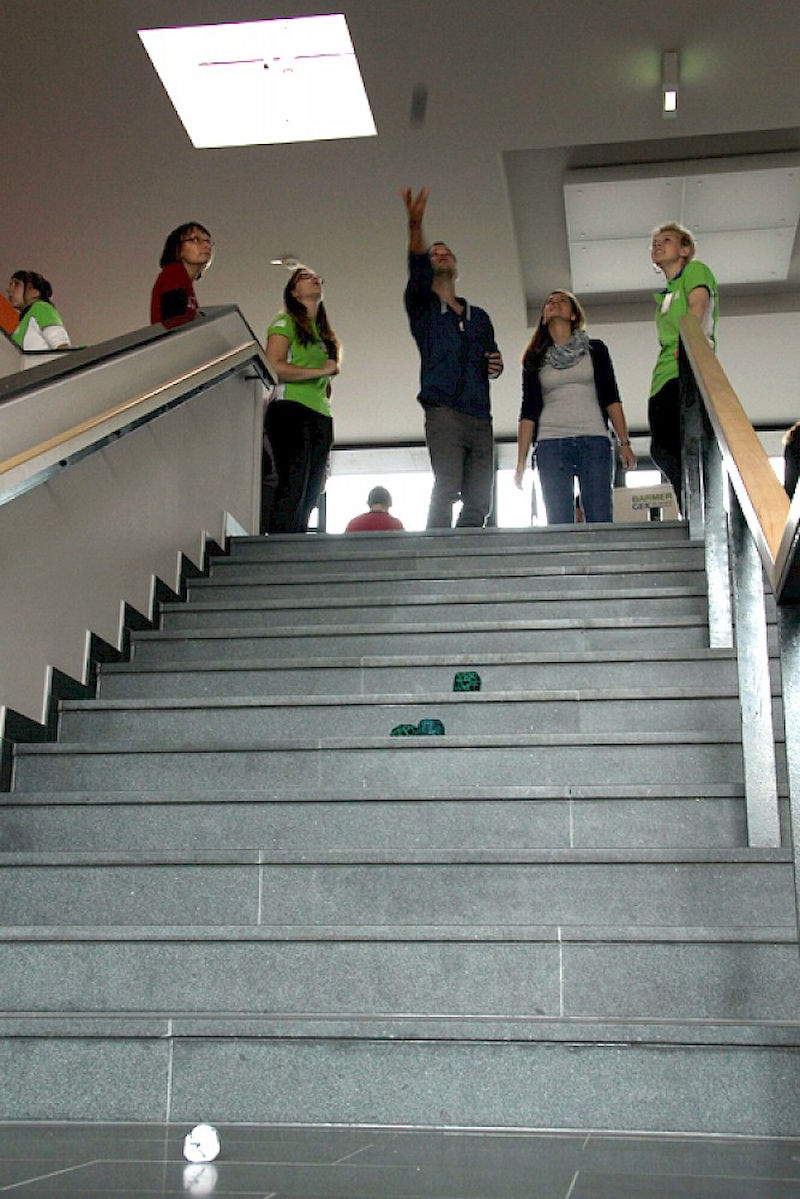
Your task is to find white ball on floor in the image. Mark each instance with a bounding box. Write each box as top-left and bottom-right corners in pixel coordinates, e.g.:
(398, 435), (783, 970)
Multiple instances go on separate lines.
(183, 1122), (221, 1162)
(182, 1162), (218, 1195)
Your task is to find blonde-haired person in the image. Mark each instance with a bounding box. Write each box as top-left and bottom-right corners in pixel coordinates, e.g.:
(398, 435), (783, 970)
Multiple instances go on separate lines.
(515, 289), (636, 524)
(649, 222), (718, 508)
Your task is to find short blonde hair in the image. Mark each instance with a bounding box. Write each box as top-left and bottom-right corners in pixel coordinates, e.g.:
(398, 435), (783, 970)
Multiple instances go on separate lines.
(651, 221), (696, 261)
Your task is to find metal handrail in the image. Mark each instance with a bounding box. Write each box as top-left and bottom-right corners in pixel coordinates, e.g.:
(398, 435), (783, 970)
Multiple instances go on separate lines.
(0, 340), (263, 479)
(680, 314), (799, 603)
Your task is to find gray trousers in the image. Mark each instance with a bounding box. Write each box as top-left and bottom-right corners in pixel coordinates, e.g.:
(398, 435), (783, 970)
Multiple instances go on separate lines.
(424, 404), (494, 528)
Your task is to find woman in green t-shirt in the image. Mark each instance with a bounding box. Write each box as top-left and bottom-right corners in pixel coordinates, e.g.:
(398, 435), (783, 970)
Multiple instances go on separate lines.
(265, 266), (341, 533)
(648, 222), (718, 509)
(7, 270), (71, 352)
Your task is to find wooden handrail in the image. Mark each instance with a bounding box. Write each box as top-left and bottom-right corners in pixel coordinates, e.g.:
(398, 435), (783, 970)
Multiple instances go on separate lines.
(680, 314), (791, 570)
(0, 340), (262, 478)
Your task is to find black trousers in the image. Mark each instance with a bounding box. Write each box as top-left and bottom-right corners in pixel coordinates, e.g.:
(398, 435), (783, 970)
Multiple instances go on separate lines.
(648, 378), (682, 507)
(265, 400), (333, 534)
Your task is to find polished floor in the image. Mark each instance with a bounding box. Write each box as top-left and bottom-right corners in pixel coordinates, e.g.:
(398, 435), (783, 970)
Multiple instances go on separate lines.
(0, 1122), (799, 1197)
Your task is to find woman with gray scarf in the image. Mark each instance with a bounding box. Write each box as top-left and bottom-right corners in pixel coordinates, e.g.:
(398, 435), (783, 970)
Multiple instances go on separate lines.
(514, 289), (636, 524)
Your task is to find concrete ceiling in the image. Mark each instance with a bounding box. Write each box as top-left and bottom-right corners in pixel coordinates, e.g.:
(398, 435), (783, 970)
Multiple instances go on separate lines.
(4, 0), (800, 454)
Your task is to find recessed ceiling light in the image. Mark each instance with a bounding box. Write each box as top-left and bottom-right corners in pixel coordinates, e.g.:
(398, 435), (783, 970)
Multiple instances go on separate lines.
(139, 14), (377, 148)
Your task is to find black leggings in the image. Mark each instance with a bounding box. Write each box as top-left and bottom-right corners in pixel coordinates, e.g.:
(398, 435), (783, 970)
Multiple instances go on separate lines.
(648, 378), (682, 506)
(265, 400), (333, 534)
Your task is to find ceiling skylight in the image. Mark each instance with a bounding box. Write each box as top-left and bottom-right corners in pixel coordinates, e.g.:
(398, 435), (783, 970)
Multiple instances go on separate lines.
(563, 162), (800, 292)
(138, 14), (376, 148)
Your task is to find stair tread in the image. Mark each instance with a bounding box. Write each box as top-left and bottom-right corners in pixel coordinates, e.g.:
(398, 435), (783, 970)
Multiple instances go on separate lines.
(1, 781), (752, 803)
(131, 612), (711, 640)
(0, 847), (790, 866)
(104, 646), (738, 673)
(0, 921), (795, 941)
(12, 728), (765, 755)
(3, 1012), (797, 1047)
(173, 583), (709, 613)
(62, 683), (746, 712)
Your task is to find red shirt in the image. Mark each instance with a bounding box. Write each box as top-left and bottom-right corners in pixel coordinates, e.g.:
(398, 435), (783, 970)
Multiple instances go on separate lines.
(150, 262), (199, 327)
(345, 511), (405, 532)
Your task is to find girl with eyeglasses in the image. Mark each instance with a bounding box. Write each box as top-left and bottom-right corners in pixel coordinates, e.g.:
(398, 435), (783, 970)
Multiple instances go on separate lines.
(150, 222), (213, 328)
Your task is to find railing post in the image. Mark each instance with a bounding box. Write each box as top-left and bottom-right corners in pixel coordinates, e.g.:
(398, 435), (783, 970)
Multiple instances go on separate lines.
(703, 440), (734, 649)
(728, 490), (781, 847)
(679, 343), (704, 539)
(679, 342), (733, 648)
(777, 604), (800, 926)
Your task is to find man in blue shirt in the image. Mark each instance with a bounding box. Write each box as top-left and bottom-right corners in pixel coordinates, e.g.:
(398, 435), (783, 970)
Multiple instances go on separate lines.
(403, 187), (503, 528)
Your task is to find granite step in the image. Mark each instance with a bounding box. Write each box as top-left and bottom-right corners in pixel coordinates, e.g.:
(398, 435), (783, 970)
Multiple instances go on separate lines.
(195, 556), (706, 600)
(11, 730), (748, 793)
(0, 848), (793, 928)
(159, 585), (710, 631)
(226, 523), (693, 568)
(56, 686), (753, 746)
(0, 915), (797, 1023)
(98, 646), (745, 701)
(2, 1015), (797, 1131)
(128, 616), (713, 667)
(0, 784), (755, 852)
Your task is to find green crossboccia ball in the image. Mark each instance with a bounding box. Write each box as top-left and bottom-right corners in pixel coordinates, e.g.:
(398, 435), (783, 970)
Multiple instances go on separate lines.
(453, 671), (481, 692)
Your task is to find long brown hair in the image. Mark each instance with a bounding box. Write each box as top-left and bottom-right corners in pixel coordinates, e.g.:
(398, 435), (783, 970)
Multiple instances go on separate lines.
(284, 269), (341, 362)
(522, 288), (586, 372)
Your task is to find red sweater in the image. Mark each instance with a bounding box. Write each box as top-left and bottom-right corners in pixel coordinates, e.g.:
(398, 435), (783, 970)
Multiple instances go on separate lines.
(345, 511), (405, 532)
(151, 262), (199, 327)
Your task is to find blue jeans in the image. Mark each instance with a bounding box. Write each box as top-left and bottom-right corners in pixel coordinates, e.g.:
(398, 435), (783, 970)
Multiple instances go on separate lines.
(534, 435), (613, 524)
(424, 405), (494, 528)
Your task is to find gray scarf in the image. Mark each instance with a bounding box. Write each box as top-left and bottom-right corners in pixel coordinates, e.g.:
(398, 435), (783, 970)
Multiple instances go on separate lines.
(545, 329), (590, 370)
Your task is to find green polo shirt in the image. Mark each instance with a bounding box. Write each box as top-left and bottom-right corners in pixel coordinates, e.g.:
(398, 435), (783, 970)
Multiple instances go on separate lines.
(650, 260), (718, 397)
(267, 311), (332, 417)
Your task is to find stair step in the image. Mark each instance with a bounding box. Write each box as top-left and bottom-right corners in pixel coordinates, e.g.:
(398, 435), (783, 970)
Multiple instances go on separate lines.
(4, 1012), (799, 1047)
(0, 849), (793, 928)
(160, 586), (709, 631)
(12, 730), (750, 792)
(227, 523), (692, 566)
(192, 559), (706, 600)
(57, 687), (752, 745)
(2, 1024), (797, 1132)
(0, 785), (755, 852)
(1, 924), (797, 1024)
(129, 615), (713, 665)
(99, 646), (743, 700)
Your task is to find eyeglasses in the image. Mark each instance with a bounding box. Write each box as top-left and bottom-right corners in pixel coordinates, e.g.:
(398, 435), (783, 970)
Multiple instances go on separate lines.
(182, 235), (214, 247)
(295, 271), (324, 284)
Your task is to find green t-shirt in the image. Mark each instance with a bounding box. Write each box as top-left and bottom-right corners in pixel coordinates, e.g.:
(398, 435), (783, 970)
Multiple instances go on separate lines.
(267, 311), (332, 417)
(12, 300), (69, 351)
(650, 260), (718, 397)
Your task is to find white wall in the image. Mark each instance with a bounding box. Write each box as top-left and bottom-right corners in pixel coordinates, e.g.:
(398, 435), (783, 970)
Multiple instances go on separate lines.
(0, 369), (264, 725)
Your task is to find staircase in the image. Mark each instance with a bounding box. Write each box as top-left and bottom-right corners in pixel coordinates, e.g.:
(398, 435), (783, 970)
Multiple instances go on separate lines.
(2, 522), (799, 1133)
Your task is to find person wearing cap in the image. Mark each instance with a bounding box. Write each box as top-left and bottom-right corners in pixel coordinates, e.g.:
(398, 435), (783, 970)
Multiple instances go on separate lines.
(345, 485), (405, 532)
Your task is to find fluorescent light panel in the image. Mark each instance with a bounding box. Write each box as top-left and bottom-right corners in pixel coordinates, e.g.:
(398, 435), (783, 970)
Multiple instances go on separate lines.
(564, 165), (800, 291)
(138, 14), (376, 147)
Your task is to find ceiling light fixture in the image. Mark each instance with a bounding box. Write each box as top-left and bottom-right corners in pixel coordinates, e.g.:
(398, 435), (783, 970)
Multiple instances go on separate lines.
(139, 14), (377, 148)
(662, 50), (679, 119)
